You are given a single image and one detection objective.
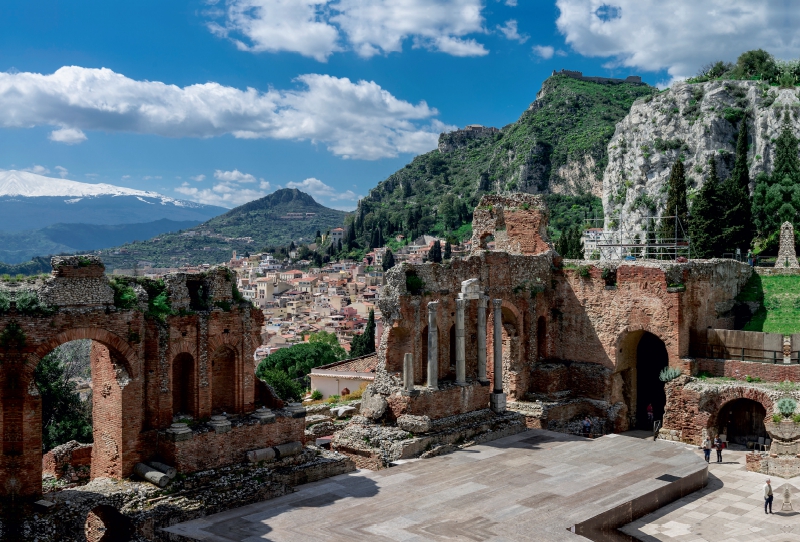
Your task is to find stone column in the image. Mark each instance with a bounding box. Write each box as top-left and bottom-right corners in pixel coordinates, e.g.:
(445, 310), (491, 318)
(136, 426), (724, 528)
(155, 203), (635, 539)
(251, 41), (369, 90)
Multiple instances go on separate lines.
(427, 301), (439, 389)
(477, 296), (489, 384)
(491, 299), (506, 413)
(455, 298), (466, 385)
(403, 353), (414, 391)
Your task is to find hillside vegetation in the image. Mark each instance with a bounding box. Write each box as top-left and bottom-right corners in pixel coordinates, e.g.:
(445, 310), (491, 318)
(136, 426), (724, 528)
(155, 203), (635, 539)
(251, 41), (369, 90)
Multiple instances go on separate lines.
(739, 274), (800, 334)
(348, 74), (654, 247)
(97, 189), (347, 271)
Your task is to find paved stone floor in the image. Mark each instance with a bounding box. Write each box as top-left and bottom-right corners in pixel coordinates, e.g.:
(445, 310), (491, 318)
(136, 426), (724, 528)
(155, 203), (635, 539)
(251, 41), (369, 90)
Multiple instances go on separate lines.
(164, 430), (706, 542)
(621, 446), (800, 542)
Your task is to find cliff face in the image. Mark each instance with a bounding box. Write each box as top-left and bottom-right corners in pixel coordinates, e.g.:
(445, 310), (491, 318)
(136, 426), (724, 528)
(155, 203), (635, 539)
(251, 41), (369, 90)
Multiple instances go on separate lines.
(603, 80), (796, 237)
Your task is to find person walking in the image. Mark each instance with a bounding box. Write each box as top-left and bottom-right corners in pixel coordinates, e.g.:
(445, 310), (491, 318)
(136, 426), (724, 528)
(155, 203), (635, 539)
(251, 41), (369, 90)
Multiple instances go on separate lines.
(702, 436), (711, 463)
(714, 434), (723, 463)
(582, 417), (592, 438)
(647, 403), (654, 424)
(764, 479), (773, 514)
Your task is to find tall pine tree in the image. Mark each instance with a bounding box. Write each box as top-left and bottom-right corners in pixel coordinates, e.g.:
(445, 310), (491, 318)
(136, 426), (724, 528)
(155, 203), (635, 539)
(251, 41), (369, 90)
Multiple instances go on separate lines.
(659, 159), (689, 244)
(722, 117), (754, 254)
(428, 240), (442, 263)
(382, 249), (395, 271)
(350, 309), (376, 358)
(690, 157), (724, 258)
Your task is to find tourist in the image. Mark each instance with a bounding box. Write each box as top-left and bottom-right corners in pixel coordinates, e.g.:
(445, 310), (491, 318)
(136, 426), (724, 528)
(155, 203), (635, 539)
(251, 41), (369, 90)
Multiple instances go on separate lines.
(702, 436), (711, 463)
(765, 479), (773, 514)
(647, 403), (654, 424)
(582, 417), (592, 438)
(714, 435), (723, 463)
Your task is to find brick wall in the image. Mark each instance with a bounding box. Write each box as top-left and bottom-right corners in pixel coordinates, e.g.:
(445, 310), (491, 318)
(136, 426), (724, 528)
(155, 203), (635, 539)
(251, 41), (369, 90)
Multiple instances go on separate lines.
(696, 358), (800, 382)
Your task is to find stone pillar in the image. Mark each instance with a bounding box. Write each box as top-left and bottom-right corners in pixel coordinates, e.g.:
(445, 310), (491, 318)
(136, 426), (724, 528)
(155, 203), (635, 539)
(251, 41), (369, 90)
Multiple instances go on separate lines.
(455, 298), (466, 385)
(491, 299), (506, 413)
(477, 295), (489, 384)
(403, 353), (414, 391)
(427, 301), (439, 389)
(777, 221), (800, 268)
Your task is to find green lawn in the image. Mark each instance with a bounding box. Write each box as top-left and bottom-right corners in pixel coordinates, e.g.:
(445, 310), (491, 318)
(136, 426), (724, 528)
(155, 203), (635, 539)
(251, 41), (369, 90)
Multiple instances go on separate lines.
(740, 274), (800, 334)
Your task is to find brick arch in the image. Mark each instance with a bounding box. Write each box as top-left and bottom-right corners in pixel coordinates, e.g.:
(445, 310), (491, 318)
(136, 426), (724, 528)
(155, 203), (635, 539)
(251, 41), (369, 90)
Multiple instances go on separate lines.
(169, 338), (197, 362)
(207, 333), (235, 356)
(210, 344), (238, 414)
(30, 327), (138, 380)
(615, 326), (673, 373)
(704, 387), (775, 432)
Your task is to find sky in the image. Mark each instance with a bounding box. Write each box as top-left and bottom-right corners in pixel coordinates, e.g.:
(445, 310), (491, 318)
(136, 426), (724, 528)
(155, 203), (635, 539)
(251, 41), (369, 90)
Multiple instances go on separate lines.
(2, 0), (800, 211)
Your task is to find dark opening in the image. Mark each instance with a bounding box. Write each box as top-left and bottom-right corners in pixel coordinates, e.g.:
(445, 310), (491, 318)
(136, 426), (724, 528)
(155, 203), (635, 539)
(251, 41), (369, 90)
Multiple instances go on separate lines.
(537, 316), (546, 360)
(420, 325), (428, 385)
(85, 505), (133, 542)
(717, 399), (767, 446)
(172, 353), (196, 418)
(635, 332), (668, 430)
(187, 280), (209, 311)
(211, 348), (236, 414)
(445, 324), (456, 380)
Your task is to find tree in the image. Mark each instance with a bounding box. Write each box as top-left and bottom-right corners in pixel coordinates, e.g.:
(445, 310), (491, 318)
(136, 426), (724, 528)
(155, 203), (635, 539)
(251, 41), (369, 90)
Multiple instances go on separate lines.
(34, 342), (93, 452)
(555, 224), (583, 259)
(444, 241), (452, 260)
(690, 157), (724, 258)
(428, 240), (442, 263)
(721, 118), (754, 254)
(659, 159), (688, 244)
(337, 239), (342, 253)
(258, 369), (304, 401)
(256, 342), (344, 381)
(382, 249), (395, 271)
(753, 117), (800, 245)
(308, 331), (347, 358)
(350, 309), (376, 358)
(289, 240), (296, 251)
(731, 49), (779, 82)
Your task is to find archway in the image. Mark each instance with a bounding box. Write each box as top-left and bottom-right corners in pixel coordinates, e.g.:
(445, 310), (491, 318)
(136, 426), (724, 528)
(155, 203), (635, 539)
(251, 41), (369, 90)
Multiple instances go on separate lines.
(172, 353), (196, 419)
(715, 398), (767, 446)
(211, 347), (237, 415)
(616, 330), (669, 430)
(85, 504), (133, 542)
(537, 316), (547, 361)
(420, 325), (428, 386)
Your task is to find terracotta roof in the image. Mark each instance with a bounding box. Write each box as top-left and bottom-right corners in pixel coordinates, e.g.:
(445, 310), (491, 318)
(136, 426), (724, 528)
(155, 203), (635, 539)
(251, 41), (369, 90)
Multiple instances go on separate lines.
(312, 353), (378, 373)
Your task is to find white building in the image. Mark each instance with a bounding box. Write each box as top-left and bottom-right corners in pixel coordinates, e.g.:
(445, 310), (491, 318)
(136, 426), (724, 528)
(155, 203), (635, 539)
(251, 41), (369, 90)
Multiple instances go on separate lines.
(309, 353), (377, 399)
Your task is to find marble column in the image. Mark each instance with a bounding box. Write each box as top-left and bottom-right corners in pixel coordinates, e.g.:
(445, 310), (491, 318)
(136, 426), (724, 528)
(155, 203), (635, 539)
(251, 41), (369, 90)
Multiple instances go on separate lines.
(403, 353), (414, 392)
(427, 301), (439, 389)
(477, 295), (489, 384)
(455, 298), (466, 385)
(491, 299), (506, 413)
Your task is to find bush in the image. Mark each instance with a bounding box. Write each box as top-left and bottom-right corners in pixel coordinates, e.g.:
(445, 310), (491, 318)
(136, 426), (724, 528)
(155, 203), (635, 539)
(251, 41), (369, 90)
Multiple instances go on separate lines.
(773, 413), (783, 424)
(405, 273), (424, 295)
(327, 394), (341, 404)
(109, 279), (138, 310)
(259, 369), (303, 401)
(310, 389), (323, 400)
(659, 366), (682, 382)
(777, 397), (797, 417)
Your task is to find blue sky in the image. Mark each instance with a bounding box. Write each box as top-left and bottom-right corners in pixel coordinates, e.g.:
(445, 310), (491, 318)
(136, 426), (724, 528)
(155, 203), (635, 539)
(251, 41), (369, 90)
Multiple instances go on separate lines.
(0, 1), (796, 210)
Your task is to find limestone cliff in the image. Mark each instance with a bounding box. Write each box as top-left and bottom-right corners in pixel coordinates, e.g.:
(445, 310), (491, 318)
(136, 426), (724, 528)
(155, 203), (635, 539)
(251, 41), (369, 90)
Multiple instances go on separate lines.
(603, 80), (796, 238)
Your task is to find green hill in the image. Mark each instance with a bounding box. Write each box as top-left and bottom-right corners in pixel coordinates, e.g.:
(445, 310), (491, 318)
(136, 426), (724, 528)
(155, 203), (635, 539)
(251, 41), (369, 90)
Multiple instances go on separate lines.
(96, 189), (348, 271)
(347, 74), (655, 246)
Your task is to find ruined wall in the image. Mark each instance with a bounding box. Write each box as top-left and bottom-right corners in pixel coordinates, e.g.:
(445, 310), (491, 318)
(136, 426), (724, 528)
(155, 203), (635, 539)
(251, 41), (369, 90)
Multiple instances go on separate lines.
(384, 383), (491, 421)
(470, 193), (551, 256)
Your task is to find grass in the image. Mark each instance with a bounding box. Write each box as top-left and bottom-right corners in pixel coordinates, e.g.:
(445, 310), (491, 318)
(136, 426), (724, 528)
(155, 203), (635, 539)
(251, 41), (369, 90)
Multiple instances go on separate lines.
(740, 274), (800, 334)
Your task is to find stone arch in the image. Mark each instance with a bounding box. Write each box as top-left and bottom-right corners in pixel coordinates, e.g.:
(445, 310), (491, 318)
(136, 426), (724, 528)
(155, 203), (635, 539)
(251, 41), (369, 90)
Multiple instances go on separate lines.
(210, 346), (237, 415)
(85, 504), (134, 542)
(385, 325), (412, 374)
(487, 299), (524, 397)
(705, 387), (774, 445)
(31, 328), (138, 381)
(169, 338), (197, 363)
(172, 352), (197, 419)
(615, 328), (670, 431)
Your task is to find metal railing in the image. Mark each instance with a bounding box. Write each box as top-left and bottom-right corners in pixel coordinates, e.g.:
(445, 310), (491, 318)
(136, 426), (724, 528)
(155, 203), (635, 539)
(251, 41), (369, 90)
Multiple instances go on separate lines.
(693, 343), (799, 364)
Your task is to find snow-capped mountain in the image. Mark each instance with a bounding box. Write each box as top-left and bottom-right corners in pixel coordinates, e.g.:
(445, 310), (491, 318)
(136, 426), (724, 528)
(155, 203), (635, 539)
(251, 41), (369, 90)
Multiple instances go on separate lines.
(0, 170), (225, 231)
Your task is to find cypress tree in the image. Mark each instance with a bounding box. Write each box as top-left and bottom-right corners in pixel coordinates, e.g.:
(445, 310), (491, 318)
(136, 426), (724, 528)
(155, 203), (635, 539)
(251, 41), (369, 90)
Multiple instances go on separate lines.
(382, 249), (395, 271)
(690, 157), (724, 258)
(429, 240), (442, 263)
(722, 117), (754, 254)
(659, 159), (689, 243)
(350, 309), (376, 358)
(555, 225), (584, 259)
(753, 116), (800, 241)
(444, 241), (452, 260)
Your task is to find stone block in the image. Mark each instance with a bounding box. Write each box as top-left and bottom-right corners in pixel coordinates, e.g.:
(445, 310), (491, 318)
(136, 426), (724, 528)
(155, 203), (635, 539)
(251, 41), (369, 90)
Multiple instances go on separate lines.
(208, 415), (232, 434)
(490, 393), (507, 414)
(166, 423), (193, 442)
(397, 414), (433, 434)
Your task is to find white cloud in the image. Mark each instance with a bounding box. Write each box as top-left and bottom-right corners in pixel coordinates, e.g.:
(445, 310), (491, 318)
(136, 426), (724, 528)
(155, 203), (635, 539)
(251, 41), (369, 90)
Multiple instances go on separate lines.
(286, 177), (360, 201)
(48, 127), (87, 144)
(208, 0), (488, 60)
(122, 175), (131, 179)
(533, 45), (555, 59)
(0, 66), (446, 160)
(190, 174), (206, 182)
(55, 166), (68, 178)
(504, 0), (517, 6)
(85, 173), (99, 178)
(498, 20), (528, 43)
(555, 0), (800, 81)
(175, 180), (270, 208)
(142, 175), (162, 180)
(23, 164), (50, 175)
(214, 169), (257, 183)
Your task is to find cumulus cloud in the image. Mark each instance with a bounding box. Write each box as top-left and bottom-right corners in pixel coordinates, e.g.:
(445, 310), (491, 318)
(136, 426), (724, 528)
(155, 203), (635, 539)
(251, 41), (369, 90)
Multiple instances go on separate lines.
(190, 174), (206, 182)
(286, 177), (360, 202)
(48, 127), (86, 144)
(175, 180), (270, 207)
(214, 169), (257, 183)
(555, 0), (800, 81)
(0, 66), (446, 160)
(55, 166), (68, 178)
(532, 45), (555, 59)
(208, 0), (488, 60)
(504, 0), (517, 5)
(142, 175), (162, 180)
(498, 20), (528, 43)
(23, 164), (50, 175)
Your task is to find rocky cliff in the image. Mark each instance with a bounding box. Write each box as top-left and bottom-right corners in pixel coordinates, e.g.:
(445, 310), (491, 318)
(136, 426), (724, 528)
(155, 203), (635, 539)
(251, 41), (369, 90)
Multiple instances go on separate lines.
(603, 80), (797, 237)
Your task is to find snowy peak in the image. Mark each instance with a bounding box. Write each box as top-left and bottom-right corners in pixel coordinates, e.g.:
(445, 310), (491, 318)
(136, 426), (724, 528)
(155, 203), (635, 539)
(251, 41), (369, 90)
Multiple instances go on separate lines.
(0, 170), (194, 207)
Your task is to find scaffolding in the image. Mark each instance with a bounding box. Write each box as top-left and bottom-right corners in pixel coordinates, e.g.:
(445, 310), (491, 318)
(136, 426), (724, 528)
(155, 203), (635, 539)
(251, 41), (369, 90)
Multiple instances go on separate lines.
(583, 215), (691, 261)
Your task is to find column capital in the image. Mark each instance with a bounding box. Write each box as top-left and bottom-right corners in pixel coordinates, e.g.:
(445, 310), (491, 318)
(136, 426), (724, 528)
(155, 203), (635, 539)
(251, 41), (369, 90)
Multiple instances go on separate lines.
(427, 300), (439, 312)
(477, 296), (487, 308)
(492, 298), (502, 309)
(455, 298), (466, 309)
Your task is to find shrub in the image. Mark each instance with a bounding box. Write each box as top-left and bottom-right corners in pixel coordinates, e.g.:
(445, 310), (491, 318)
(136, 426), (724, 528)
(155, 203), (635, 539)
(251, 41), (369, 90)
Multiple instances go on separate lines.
(577, 265), (591, 278)
(659, 366), (682, 382)
(327, 394), (341, 404)
(773, 414), (783, 424)
(109, 279), (138, 310)
(15, 289), (56, 316)
(793, 413), (800, 424)
(777, 397), (797, 417)
(310, 389), (323, 400)
(745, 375), (763, 383)
(259, 369), (303, 401)
(405, 273), (424, 295)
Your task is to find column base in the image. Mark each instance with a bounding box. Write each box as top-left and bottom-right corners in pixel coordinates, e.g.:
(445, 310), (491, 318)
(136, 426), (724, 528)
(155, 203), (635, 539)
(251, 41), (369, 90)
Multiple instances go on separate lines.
(490, 393), (507, 414)
(478, 379), (490, 386)
(455, 380), (468, 387)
